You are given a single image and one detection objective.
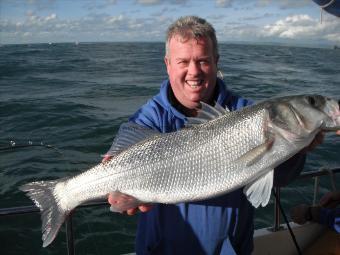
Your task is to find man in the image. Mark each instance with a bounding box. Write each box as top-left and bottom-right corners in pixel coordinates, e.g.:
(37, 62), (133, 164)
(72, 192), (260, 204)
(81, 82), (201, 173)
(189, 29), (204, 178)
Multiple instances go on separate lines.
(291, 191), (340, 233)
(104, 16), (339, 254)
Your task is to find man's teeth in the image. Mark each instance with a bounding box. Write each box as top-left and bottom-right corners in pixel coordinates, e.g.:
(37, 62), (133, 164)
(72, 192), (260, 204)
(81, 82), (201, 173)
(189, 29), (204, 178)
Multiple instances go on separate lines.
(186, 80), (203, 88)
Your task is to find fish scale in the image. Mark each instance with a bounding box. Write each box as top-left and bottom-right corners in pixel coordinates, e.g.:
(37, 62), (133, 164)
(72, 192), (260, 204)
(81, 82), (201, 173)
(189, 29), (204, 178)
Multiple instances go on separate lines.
(101, 109), (266, 201)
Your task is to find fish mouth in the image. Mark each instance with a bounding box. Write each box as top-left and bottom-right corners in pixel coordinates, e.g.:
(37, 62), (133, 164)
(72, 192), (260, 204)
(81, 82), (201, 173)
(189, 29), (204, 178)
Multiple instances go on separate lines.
(331, 99), (340, 127)
(329, 99), (340, 125)
(320, 98), (340, 131)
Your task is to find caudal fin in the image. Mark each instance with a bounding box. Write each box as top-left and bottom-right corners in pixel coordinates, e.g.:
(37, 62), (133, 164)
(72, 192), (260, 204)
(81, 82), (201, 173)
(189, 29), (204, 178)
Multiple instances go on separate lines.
(20, 180), (69, 247)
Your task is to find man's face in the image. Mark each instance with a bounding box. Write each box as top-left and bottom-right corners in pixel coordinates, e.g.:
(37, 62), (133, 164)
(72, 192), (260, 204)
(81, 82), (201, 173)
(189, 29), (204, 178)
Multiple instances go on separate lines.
(165, 36), (218, 110)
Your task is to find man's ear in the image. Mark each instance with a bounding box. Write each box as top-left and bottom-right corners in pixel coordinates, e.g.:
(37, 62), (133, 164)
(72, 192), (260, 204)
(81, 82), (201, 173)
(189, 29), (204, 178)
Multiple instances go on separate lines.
(215, 54), (219, 65)
(164, 56), (170, 75)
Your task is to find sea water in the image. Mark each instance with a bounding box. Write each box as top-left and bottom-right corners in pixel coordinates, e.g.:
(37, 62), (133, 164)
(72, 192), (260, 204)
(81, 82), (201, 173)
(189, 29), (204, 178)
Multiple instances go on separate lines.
(0, 42), (339, 255)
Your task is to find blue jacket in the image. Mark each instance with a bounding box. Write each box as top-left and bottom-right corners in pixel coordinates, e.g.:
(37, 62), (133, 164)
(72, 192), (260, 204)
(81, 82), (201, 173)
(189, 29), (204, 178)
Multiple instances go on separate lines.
(128, 79), (306, 255)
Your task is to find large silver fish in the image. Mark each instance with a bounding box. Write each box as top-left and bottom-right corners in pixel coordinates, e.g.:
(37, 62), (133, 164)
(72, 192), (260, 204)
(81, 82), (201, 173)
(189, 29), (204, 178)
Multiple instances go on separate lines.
(20, 95), (340, 247)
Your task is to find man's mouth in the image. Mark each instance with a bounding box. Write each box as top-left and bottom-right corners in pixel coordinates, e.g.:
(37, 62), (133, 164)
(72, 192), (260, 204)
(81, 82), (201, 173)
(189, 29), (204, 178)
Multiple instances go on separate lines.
(186, 80), (204, 89)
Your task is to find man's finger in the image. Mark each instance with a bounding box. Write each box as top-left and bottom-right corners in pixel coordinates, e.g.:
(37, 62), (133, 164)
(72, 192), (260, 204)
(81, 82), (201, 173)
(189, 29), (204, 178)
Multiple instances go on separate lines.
(126, 208), (138, 215)
(319, 192), (332, 207)
(314, 132), (324, 146)
(102, 155), (113, 163)
(300, 131), (324, 154)
(139, 204), (153, 212)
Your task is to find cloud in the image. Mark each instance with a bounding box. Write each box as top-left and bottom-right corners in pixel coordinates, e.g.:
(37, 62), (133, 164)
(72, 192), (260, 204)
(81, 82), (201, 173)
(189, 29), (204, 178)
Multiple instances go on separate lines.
(136, 0), (188, 5)
(45, 13), (57, 21)
(0, 12), (174, 43)
(277, 0), (310, 9)
(242, 12), (277, 21)
(325, 33), (340, 43)
(256, 0), (310, 9)
(219, 22), (263, 41)
(26, 0), (57, 11)
(215, 0), (234, 8)
(84, 0), (117, 10)
(137, 0), (160, 4)
(1, 0), (339, 45)
(263, 14), (314, 38)
(216, 0), (311, 9)
(261, 14), (340, 43)
(151, 7), (176, 16)
(216, 12), (340, 45)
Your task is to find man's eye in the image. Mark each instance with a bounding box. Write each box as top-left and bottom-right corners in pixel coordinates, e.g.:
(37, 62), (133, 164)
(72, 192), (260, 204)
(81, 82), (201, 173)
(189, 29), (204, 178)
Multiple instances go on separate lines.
(178, 61), (188, 65)
(199, 60), (209, 65)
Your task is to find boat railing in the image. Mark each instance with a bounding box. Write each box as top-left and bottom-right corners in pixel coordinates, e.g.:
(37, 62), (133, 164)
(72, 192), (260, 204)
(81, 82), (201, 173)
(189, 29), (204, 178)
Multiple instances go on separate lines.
(272, 167), (339, 231)
(0, 167), (339, 255)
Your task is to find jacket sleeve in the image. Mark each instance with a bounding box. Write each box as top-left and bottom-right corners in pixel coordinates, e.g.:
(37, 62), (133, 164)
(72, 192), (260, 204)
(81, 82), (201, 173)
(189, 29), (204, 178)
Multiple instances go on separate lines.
(104, 99), (162, 157)
(318, 207), (340, 233)
(273, 153), (306, 187)
(129, 99), (163, 131)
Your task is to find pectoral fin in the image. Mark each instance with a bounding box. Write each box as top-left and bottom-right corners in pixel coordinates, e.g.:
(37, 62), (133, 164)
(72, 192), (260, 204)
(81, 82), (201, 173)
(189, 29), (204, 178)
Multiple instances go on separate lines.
(236, 138), (274, 167)
(243, 169), (274, 208)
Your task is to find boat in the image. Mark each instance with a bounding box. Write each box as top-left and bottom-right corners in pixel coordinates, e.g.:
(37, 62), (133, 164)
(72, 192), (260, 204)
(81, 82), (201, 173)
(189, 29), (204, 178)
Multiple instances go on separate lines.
(253, 167), (340, 255)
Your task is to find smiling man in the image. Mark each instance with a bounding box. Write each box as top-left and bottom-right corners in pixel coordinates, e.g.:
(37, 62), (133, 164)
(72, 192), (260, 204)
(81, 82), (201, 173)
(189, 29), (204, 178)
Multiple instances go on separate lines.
(164, 30), (218, 115)
(104, 16), (337, 255)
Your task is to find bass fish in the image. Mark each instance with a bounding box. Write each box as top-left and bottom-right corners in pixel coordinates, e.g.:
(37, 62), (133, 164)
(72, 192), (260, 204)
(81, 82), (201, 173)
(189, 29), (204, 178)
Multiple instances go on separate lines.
(20, 94), (340, 247)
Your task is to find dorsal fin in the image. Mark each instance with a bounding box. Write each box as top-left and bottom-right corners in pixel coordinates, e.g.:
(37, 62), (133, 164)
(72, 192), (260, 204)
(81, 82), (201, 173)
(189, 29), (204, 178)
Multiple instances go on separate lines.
(185, 102), (230, 128)
(214, 102), (230, 114)
(105, 122), (159, 157)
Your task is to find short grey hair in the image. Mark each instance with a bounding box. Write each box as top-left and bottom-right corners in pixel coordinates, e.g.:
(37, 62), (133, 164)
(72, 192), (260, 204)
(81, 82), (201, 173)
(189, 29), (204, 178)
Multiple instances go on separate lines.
(165, 16), (219, 59)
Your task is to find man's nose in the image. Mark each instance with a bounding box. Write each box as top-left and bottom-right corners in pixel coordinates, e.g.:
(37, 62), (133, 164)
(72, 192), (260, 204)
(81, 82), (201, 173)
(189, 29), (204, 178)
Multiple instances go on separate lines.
(187, 61), (201, 75)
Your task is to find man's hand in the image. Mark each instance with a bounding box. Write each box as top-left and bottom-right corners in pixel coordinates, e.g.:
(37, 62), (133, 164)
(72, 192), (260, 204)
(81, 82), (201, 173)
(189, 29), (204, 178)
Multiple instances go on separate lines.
(108, 193), (153, 215)
(300, 131), (325, 154)
(102, 155), (154, 215)
(319, 191), (340, 209)
(102, 154), (113, 163)
(290, 204), (311, 224)
(301, 130), (340, 154)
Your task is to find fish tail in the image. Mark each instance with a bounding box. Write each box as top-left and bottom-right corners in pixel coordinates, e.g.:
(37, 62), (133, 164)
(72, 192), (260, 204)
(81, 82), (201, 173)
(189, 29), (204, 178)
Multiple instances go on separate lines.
(20, 180), (70, 247)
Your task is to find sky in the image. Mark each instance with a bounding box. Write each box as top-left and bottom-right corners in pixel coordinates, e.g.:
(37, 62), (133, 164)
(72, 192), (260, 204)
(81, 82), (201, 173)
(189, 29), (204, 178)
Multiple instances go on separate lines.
(0, 0), (339, 46)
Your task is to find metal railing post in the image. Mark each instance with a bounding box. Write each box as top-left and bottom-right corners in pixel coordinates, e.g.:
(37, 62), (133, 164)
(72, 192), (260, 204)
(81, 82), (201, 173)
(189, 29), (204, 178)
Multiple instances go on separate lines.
(273, 186), (281, 231)
(65, 213), (75, 255)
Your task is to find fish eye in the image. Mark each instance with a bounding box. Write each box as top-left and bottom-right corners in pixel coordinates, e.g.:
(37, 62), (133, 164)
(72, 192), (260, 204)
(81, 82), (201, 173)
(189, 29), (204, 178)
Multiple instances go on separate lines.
(307, 96), (316, 106)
